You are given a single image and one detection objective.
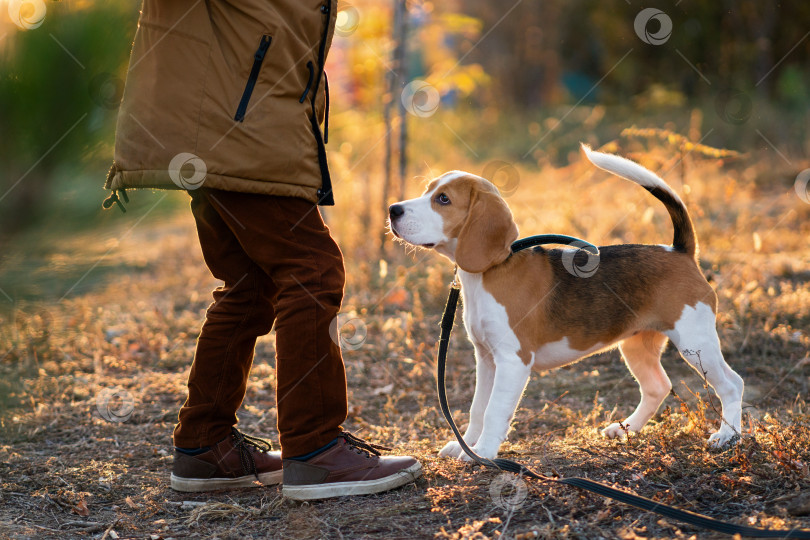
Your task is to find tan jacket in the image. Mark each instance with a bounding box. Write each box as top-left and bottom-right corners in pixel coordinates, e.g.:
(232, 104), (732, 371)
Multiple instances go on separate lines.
(105, 0), (337, 205)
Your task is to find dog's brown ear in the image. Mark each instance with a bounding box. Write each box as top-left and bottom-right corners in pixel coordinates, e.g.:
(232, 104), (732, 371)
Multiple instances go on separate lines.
(455, 188), (519, 273)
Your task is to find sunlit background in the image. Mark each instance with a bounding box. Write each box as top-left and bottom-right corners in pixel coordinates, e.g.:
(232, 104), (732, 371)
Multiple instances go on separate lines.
(1, 1), (808, 251)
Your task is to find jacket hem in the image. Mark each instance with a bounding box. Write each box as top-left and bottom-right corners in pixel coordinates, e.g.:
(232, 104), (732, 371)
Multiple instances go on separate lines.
(105, 169), (320, 204)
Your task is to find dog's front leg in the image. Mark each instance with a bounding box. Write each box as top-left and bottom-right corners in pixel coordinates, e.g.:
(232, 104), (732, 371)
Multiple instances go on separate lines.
(439, 341), (495, 459)
(460, 355), (532, 461)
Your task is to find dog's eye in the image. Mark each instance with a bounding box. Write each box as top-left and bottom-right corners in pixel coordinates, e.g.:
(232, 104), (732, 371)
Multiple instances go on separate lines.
(436, 193), (451, 205)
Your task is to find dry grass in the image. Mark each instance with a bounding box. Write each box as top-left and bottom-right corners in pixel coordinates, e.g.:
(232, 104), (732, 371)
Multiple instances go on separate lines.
(1, 138), (809, 539)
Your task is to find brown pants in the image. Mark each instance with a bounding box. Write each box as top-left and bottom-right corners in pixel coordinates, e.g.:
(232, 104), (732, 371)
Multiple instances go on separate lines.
(172, 188), (347, 458)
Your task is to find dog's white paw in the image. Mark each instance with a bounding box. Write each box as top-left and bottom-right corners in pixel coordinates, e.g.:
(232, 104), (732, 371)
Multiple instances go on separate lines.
(708, 427), (739, 448)
(439, 441), (465, 459)
(464, 442), (499, 461)
(602, 422), (632, 440)
(440, 440), (500, 461)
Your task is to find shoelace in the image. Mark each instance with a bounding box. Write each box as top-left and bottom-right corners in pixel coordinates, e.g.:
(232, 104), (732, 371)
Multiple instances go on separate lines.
(339, 431), (391, 458)
(232, 428), (272, 479)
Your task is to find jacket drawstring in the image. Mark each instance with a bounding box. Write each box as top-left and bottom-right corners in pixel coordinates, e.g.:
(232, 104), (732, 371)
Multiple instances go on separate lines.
(102, 189), (129, 213)
(323, 70), (330, 144)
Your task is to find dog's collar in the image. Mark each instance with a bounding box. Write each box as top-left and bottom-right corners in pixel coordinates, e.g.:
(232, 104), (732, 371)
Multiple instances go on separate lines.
(454, 235), (598, 278)
(509, 234), (599, 255)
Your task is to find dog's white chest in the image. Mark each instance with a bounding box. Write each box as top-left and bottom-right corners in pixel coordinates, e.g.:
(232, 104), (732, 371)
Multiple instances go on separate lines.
(459, 272), (523, 360)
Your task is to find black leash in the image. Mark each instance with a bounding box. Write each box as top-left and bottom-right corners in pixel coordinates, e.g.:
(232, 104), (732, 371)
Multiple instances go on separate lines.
(436, 234), (810, 538)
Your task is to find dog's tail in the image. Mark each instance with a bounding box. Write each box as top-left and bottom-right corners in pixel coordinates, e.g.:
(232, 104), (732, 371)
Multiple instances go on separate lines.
(581, 144), (697, 259)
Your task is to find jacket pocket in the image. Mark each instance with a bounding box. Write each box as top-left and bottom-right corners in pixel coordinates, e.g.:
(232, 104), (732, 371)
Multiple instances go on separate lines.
(234, 34), (272, 122)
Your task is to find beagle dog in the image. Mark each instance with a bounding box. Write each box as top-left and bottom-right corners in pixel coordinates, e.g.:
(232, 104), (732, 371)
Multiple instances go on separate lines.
(388, 145), (744, 460)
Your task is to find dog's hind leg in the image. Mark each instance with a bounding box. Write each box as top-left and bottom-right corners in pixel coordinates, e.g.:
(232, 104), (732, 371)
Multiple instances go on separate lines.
(603, 331), (672, 439)
(666, 302), (744, 446)
(439, 340), (495, 458)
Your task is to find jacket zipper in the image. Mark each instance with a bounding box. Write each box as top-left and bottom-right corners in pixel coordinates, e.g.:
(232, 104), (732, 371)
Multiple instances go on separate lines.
(234, 35), (272, 122)
(311, 1), (334, 205)
(299, 61), (315, 103)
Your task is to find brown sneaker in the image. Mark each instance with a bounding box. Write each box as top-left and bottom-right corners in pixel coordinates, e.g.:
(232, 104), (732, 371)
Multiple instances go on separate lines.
(170, 428), (283, 492)
(281, 431), (422, 500)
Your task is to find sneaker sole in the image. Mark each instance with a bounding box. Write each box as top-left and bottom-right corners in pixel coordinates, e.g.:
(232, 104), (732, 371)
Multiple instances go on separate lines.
(281, 462), (422, 501)
(170, 470), (283, 492)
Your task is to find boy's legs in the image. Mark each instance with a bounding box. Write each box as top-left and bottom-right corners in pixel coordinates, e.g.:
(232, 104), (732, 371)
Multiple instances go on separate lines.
(172, 188), (420, 498)
(174, 188), (347, 456)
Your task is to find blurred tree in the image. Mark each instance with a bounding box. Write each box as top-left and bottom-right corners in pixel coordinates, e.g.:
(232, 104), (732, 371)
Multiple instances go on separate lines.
(462, 0), (810, 108)
(0, 2), (138, 235)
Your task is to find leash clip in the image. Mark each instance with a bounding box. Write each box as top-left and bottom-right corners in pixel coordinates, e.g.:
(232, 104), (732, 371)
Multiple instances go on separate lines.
(451, 266), (460, 289)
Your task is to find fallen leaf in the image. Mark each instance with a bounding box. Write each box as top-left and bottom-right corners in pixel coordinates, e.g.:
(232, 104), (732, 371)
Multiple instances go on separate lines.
(72, 499), (90, 517)
(383, 288), (409, 309)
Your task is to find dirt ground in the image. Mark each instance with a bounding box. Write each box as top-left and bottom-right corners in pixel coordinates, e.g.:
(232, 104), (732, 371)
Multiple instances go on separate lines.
(1, 152), (809, 539)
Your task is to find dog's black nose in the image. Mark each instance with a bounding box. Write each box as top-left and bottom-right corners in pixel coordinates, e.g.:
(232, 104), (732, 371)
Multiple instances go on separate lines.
(389, 204), (404, 218)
